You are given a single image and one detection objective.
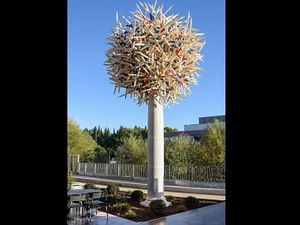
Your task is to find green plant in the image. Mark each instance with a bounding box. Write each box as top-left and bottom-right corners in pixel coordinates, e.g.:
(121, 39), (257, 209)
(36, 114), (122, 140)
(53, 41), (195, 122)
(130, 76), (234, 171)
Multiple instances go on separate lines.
(131, 190), (144, 202)
(166, 196), (182, 204)
(107, 183), (120, 195)
(116, 194), (127, 203)
(125, 209), (136, 218)
(149, 199), (166, 215)
(185, 196), (198, 209)
(112, 202), (130, 212)
(115, 135), (147, 164)
(68, 118), (97, 157)
(84, 183), (97, 189)
(173, 197), (184, 205)
(107, 195), (126, 205)
(165, 195), (174, 202)
(176, 204), (187, 212)
(107, 196), (117, 205)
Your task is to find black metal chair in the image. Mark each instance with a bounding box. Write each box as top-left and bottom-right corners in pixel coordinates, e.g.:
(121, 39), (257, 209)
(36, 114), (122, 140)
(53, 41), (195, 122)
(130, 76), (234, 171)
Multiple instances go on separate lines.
(100, 189), (109, 220)
(83, 189), (109, 222)
(67, 194), (86, 220)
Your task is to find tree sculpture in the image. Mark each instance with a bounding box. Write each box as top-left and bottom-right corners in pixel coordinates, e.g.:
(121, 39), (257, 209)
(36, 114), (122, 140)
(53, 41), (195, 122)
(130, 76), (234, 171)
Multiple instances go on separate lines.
(105, 0), (205, 207)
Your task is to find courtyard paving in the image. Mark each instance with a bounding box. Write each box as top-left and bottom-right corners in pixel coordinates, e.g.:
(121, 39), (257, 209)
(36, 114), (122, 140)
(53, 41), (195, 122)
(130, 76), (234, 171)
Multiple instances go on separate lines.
(73, 181), (225, 201)
(68, 202), (225, 225)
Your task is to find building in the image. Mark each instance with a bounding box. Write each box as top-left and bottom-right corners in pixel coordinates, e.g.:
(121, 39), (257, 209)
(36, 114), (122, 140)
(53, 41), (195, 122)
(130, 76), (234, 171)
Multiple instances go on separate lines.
(184, 115), (225, 131)
(164, 115), (225, 140)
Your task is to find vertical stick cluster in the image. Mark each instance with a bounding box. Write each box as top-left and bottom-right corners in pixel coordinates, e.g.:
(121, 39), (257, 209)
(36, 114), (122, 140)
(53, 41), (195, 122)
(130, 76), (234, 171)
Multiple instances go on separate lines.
(105, 0), (205, 106)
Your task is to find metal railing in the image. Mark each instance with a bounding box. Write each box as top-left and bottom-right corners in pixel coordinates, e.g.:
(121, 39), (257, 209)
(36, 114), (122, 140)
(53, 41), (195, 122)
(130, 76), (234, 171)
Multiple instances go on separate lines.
(76, 163), (225, 183)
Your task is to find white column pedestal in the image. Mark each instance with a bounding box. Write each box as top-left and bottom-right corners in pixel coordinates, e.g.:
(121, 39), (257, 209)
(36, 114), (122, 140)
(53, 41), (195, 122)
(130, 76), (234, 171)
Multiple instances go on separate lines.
(140, 96), (171, 207)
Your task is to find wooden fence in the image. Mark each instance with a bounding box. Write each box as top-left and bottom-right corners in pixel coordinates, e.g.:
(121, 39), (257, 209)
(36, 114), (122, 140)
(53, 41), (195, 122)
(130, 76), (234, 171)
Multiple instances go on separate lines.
(76, 163), (225, 183)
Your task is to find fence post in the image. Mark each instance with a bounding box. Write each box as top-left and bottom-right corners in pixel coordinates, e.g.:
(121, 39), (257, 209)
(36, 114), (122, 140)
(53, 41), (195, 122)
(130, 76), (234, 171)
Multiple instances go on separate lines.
(94, 163), (97, 175)
(105, 164), (108, 176)
(71, 155), (74, 174)
(117, 164), (120, 176)
(132, 164), (135, 178)
(84, 163), (87, 175)
(76, 155), (80, 173)
(67, 155), (70, 173)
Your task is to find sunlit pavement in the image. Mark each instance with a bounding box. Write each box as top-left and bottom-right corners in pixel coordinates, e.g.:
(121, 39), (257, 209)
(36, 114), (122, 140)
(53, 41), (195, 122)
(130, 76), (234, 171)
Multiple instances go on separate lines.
(68, 202), (225, 225)
(73, 181), (225, 201)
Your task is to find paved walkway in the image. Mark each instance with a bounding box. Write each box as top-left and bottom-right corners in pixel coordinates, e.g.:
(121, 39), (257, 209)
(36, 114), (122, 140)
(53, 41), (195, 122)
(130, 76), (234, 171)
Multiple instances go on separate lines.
(141, 202), (225, 225)
(75, 175), (225, 197)
(74, 181), (225, 201)
(68, 202), (225, 225)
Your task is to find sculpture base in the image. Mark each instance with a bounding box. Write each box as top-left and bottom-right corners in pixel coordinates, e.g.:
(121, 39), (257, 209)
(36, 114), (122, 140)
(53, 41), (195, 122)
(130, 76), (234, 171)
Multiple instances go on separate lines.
(140, 197), (172, 208)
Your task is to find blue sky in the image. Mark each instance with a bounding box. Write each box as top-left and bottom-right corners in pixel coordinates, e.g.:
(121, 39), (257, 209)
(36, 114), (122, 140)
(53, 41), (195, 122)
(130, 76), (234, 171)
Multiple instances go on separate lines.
(68, 0), (225, 131)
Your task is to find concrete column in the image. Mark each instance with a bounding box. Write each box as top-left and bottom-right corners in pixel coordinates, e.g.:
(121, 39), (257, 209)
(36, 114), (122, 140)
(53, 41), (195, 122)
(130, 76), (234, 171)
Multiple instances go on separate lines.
(141, 96), (171, 207)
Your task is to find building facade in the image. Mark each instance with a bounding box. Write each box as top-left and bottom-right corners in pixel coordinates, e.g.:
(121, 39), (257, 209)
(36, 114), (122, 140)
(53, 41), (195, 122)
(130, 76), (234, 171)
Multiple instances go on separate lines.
(164, 115), (225, 140)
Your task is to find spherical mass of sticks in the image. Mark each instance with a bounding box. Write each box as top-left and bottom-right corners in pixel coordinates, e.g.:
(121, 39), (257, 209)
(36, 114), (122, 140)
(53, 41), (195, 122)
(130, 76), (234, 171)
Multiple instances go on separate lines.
(105, 0), (205, 106)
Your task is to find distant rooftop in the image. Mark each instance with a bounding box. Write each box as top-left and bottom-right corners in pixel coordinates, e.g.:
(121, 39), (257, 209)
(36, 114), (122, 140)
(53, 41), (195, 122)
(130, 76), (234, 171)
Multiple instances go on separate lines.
(164, 130), (206, 138)
(199, 115), (225, 124)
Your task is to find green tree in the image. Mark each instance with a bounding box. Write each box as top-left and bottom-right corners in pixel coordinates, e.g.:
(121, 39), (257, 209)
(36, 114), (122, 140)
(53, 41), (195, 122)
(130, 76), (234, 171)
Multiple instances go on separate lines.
(116, 135), (147, 164)
(164, 127), (178, 132)
(94, 146), (110, 163)
(165, 136), (200, 167)
(68, 118), (97, 161)
(199, 120), (225, 166)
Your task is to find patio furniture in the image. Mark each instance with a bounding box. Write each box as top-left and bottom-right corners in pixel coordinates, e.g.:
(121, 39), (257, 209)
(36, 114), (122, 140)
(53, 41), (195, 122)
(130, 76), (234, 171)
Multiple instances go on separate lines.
(84, 189), (108, 216)
(67, 188), (108, 222)
(67, 194), (85, 219)
(71, 184), (84, 190)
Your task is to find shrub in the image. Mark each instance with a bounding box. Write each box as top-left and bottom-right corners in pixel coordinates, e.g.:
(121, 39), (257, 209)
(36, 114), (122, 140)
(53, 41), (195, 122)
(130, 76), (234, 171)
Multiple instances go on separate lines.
(149, 199), (166, 215)
(107, 196), (117, 205)
(84, 183), (97, 189)
(165, 195), (174, 202)
(176, 205), (187, 212)
(116, 194), (127, 203)
(112, 202), (130, 212)
(107, 194), (127, 206)
(174, 197), (184, 205)
(185, 196), (198, 209)
(166, 196), (182, 204)
(131, 190), (144, 202)
(107, 184), (120, 195)
(125, 209), (136, 218)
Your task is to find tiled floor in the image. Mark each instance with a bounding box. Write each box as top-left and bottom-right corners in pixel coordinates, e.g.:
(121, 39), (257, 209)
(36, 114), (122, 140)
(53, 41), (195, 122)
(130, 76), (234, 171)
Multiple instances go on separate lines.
(67, 202), (225, 225)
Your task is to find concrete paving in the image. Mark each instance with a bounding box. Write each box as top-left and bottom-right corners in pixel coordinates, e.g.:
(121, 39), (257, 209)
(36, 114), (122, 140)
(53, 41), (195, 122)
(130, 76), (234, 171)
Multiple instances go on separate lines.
(141, 202), (225, 225)
(68, 211), (138, 225)
(67, 202), (225, 225)
(73, 181), (225, 201)
(75, 175), (225, 196)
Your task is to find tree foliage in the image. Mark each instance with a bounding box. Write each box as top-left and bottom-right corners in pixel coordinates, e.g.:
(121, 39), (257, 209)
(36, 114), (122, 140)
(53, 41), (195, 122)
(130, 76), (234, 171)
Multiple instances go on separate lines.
(68, 117), (224, 166)
(165, 136), (200, 167)
(164, 127), (178, 132)
(165, 120), (225, 167)
(94, 146), (110, 163)
(199, 120), (225, 166)
(83, 125), (148, 160)
(115, 135), (147, 164)
(68, 118), (97, 160)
